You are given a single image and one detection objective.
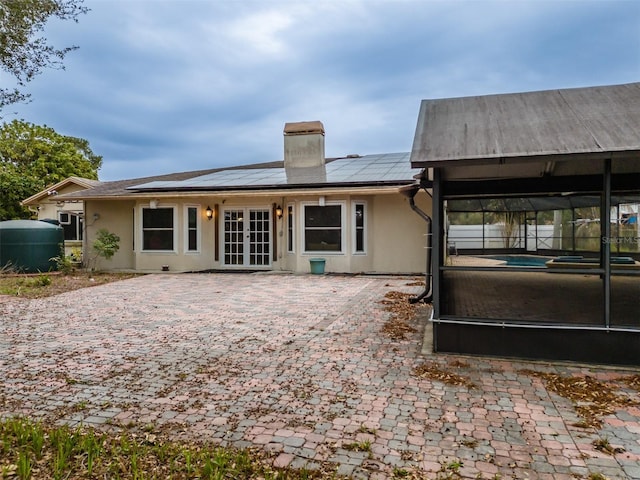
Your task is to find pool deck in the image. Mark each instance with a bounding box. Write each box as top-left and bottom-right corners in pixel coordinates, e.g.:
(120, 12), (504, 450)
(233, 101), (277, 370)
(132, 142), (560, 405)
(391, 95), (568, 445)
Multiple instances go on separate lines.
(445, 256), (639, 326)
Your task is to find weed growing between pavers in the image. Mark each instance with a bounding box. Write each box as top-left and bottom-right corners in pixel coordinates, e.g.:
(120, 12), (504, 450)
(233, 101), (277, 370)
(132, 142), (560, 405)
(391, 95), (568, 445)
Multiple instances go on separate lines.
(588, 473), (611, 480)
(519, 370), (639, 430)
(342, 440), (371, 453)
(0, 417), (347, 480)
(592, 437), (626, 456)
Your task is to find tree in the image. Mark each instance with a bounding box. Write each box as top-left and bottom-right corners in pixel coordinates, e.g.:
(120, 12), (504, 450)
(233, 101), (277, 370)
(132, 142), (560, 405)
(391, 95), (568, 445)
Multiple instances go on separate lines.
(0, 0), (88, 110)
(0, 119), (102, 219)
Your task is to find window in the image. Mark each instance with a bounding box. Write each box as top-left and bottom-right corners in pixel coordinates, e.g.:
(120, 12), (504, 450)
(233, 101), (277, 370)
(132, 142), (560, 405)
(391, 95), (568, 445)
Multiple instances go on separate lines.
(58, 211), (83, 241)
(142, 207), (174, 251)
(185, 206), (199, 252)
(287, 205), (295, 253)
(303, 204), (343, 253)
(353, 202), (366, 253)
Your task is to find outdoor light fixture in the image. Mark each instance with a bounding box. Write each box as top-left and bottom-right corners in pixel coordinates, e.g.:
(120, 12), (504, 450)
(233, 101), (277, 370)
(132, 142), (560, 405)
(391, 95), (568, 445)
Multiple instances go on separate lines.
(205, 205), (213, 220)
(275, 205), (283, 219)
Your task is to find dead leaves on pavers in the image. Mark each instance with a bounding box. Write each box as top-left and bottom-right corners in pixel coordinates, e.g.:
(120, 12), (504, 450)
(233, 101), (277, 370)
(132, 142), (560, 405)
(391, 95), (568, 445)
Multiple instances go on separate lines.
(520, 370), (639, 431)
(412, 362), (475, 389)
(379, 291), (427, 340)
(620, 374), (640, 392)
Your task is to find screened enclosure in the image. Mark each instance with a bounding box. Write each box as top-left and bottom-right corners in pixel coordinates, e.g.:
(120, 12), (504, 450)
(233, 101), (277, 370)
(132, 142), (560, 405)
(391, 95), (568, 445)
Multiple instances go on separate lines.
(409, 83), (640, 364)
(443, 192), (640, 327)
(428, 159), (640, 363)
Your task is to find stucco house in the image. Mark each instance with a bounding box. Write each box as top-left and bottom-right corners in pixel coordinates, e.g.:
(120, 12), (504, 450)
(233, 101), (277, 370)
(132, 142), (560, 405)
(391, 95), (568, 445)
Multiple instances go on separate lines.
(21, 176), (101, 258)
(56, 121), (431, 274)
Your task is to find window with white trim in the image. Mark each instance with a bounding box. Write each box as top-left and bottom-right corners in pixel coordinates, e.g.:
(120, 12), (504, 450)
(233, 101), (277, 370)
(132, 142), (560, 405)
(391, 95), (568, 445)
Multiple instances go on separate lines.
(303, 203), (344, 253)
(142, 207), (174, 251)
(58, 211), (83, 241)
(287, 205), (295, 253)
(185, 206), (199, 252)
(353, 201), (366, 254)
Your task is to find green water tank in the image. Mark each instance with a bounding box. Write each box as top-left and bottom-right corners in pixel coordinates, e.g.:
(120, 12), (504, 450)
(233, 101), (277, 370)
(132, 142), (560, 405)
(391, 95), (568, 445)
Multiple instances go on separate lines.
(0, 220), (64, 273)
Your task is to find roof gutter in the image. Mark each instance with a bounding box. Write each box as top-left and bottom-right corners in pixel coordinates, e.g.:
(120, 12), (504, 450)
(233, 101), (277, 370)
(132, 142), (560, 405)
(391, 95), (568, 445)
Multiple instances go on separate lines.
(57, 184), (417, 201)
(125, 180), (416, 193)
(399, 183), (433, 304)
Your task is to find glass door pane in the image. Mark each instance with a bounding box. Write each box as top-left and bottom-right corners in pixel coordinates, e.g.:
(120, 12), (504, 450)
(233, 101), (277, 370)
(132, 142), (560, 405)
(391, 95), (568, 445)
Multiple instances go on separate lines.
(249, 209), (270, 266)
(223, 208), (271, 267)
(224, 210), (244, 265)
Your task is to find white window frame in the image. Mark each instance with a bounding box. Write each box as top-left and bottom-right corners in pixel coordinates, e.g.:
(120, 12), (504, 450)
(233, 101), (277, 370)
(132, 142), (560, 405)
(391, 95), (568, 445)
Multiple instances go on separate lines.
(352, 200), (367, 255)
(286, 203), (295, 254)
(58, 212), (71, 225)
(58, 211), (83, 241)
(184, 205), (201, 254)
(300, 201), (346, 255)
(140, 204), (177, 253)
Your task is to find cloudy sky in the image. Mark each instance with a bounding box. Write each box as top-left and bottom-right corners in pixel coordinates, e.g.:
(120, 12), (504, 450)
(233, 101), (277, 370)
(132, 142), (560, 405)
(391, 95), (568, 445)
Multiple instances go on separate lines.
(6, 0), (640, 181)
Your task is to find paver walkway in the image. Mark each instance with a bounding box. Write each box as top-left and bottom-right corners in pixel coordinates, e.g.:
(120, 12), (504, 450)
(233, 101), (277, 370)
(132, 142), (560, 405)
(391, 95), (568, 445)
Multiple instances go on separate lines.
(1, 273), (639, 479)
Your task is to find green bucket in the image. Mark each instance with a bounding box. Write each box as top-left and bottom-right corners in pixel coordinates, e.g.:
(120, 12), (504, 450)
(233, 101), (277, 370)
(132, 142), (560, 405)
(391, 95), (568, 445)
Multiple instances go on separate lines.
(309, 258), (326, 275)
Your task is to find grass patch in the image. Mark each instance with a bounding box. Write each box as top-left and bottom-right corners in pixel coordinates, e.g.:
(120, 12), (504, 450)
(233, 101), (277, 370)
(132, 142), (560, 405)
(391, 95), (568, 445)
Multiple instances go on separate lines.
(0, 272), (140, 299)
(0, 417), (342, 479)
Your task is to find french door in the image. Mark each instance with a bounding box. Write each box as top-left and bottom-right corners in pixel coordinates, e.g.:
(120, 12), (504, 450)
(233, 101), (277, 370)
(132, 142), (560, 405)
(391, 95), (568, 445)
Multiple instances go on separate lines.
(223, 208), (271, 267)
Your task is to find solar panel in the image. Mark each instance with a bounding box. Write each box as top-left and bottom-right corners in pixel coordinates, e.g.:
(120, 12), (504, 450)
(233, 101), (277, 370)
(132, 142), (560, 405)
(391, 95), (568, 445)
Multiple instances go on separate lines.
(128, 152), (419, 191)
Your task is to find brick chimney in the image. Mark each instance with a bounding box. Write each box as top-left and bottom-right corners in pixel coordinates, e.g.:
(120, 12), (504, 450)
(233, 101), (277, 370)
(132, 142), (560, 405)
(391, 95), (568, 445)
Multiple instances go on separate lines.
(283, 121), (325, 169)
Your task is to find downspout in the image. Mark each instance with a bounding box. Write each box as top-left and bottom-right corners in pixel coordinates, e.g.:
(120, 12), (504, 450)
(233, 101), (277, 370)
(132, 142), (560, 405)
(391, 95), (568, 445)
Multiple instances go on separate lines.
(399, 183), (433, 303)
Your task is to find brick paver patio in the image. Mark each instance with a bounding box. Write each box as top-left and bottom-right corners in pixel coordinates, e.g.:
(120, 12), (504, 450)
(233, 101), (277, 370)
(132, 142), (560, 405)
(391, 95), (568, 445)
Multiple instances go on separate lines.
(1, 273), (639, 479)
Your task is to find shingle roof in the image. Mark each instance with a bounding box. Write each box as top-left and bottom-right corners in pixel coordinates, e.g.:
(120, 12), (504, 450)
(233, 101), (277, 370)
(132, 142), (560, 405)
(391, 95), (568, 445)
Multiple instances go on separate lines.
(411, 82), (640, 167)
(59, 161), (282, 200)
(59, 154), (417, 200)
(21, 176), (103, 205)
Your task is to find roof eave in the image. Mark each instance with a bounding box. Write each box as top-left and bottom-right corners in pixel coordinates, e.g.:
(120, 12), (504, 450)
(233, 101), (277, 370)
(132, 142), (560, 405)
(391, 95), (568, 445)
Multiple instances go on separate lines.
(410, 149), (640, 169)
(127, 180), (417, 193)
(57, 182), (417, 201)
(21, 177), (100, 206)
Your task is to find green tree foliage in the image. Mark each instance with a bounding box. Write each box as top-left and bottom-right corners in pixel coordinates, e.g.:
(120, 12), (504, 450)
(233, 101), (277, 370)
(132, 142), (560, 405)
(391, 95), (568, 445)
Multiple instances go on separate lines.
(0, 0), (88, 110)
(92, 229), (120, 260)
(86, 229), (120, 270)
(0, 119), (102, 219)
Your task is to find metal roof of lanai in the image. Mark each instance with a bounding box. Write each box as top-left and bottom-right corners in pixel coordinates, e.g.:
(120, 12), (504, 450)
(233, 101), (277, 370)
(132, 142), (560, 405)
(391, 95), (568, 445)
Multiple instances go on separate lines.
(411, 82), (640, 168)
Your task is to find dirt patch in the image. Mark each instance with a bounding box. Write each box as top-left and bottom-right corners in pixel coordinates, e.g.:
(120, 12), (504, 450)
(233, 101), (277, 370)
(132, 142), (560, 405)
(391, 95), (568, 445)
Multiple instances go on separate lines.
(0, 272), (141, 299)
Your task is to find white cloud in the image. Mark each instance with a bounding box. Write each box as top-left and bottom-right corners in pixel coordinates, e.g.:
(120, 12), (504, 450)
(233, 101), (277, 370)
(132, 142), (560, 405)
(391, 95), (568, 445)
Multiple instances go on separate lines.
(225, 9), (295, 58)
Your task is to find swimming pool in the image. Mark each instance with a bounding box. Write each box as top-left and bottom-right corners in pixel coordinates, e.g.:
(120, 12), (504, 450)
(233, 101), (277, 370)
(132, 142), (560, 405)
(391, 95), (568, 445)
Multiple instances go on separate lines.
(488, 255), (553, 267)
